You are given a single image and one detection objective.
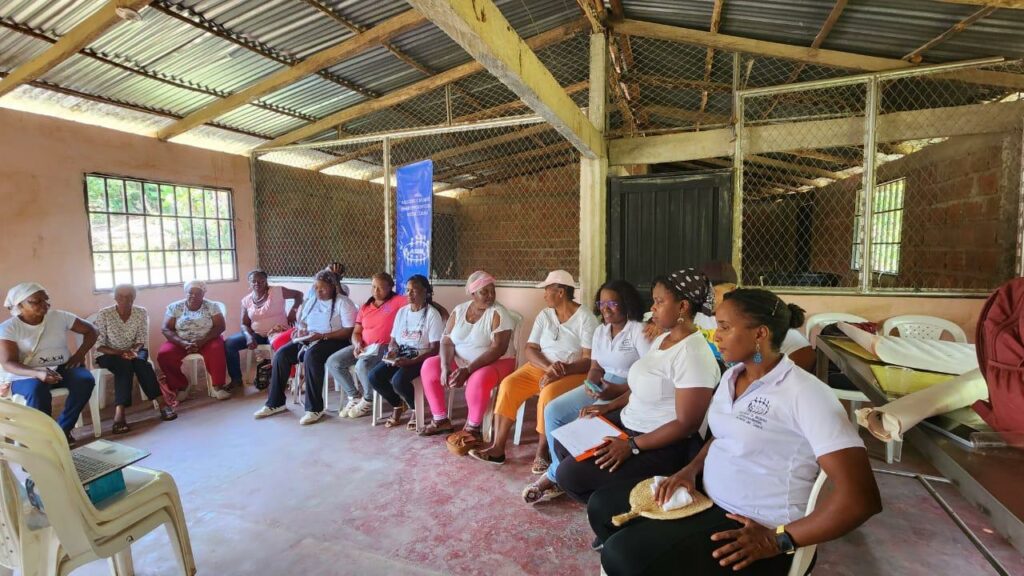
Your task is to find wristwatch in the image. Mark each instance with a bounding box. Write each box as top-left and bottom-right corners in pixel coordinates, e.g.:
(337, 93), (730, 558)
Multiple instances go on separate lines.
(627, 436), (640, 455)
(775, 526), (796, 555)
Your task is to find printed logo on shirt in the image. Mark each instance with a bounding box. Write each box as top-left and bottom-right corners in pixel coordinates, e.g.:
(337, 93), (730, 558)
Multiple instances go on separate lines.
(617, 336), (634, 351)
(736, 396), (771, 430)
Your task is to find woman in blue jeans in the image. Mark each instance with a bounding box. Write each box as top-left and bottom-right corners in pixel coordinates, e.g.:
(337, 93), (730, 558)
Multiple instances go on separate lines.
(521, 279), (650, 504)
(0, 282), (97, 445)
(225, 270), (304, 389)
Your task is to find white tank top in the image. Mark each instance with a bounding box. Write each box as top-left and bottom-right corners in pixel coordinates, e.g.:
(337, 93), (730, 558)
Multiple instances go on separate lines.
(447, 301), (516, 363)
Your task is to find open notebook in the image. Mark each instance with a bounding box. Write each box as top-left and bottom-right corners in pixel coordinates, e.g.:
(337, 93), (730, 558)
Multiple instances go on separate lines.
(551, 416), (628, 461)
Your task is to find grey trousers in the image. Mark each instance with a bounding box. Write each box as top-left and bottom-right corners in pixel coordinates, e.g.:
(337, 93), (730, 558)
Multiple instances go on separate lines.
(325, 344), (386, 400)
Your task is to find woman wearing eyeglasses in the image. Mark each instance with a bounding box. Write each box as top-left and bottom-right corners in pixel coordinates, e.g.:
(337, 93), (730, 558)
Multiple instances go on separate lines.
(521, 279), (651, 504)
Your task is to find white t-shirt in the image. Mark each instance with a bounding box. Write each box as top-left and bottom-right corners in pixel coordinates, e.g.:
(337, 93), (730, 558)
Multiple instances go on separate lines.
(590, 320), (651, 380)
(527, 306), (599, 364)
(298, 295), (357, 334)
(0, 310), (78, 384)
(620, 331), (721, 434)
(446, 302), (516, 363)
(779, 329), (811, 357)
(391, 304), (445, 352)
(704, 356), (865, 528)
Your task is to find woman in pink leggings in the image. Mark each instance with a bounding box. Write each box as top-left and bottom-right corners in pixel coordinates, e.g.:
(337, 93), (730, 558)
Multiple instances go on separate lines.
(418, 271), (518, 454)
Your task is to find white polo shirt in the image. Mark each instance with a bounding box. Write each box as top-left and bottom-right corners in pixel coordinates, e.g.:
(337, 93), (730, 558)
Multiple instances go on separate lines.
(620, 331), (721, 434)
(779, 329), (811, 357)
(704, 356), (864, 528)
(590, 320), (652, 380)
(527, 305), (599, 364)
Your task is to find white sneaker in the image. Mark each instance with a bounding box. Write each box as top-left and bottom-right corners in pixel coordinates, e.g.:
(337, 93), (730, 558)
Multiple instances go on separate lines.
(349, 398), (373, 418)
(213, 387), (231, 400)
(340, 397), (361, 418)
(299, 411), (324, 426)
(253, 405), (286, 419)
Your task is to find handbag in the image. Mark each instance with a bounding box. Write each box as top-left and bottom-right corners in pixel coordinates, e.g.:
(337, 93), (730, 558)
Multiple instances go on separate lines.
(254, 359), (272, 391)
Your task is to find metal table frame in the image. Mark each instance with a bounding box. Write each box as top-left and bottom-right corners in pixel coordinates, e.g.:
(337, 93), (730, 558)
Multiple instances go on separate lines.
(816, 336), (1024, 563)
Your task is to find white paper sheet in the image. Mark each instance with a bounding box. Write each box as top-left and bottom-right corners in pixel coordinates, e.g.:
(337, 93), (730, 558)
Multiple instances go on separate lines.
(551, 416), (624, 459)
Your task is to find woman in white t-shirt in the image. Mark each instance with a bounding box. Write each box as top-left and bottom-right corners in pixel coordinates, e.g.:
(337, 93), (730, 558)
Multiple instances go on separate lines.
(367, 275), (448, 429)
(253, 270), (357, 426)
(589, 289), (881, 576)
(523, 279), (652, 505)
(554, 269), (721, 503)
(469, 270), (600, 468)
(0, 282), (97, 445)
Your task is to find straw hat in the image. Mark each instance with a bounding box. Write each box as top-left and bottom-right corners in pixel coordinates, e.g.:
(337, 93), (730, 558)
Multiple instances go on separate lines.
(611, 477), (714, 526)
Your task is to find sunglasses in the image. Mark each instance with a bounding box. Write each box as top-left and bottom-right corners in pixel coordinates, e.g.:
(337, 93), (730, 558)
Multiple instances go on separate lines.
(597, 300), (621, 310)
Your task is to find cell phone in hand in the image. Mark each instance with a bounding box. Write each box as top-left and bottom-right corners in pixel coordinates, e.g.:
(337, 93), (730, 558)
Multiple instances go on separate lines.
(584, 379), (604, 394)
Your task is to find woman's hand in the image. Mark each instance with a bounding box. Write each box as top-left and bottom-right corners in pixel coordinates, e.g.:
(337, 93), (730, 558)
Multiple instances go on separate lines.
(64, 352), (86, 369)
(643, 321), (662, 341)
(183, 341), (199, 354)
(245, 334), (258, 350)
(448, 367), (470, 389)
(36, 368), (62, 384)
(594, 437), (632, 472)
(655, 465), (698, 506)
(119, 350), (137, 361)
(548, 361), (567, 379)
(308, 332), (324, 342)
(710, 516), (781, 570)
(597, 380), (621, 401)
(579, 403), (611, 419)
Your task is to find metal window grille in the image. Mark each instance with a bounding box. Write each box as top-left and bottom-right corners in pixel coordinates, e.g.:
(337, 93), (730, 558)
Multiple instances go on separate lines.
(83, 173), (237, 291)
(852, 178), (905, 274)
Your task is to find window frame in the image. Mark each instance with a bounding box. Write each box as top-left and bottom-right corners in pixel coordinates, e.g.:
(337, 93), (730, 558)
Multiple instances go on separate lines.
(851, 177), (906, 275)
(82, 173), (238, 293)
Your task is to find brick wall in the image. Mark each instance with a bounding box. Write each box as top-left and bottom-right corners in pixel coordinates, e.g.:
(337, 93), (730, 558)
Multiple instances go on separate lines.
(743, 131), (1020, 291)
(450, 164), (580, 281)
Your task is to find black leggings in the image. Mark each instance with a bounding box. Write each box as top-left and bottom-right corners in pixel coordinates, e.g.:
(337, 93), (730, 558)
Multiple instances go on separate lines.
(589, 480), (794, 576)
(367, 360), (422, 409)
(267, 339), (348, 412)
(97, 350), (161, 407)
(554, 409), (703, 503)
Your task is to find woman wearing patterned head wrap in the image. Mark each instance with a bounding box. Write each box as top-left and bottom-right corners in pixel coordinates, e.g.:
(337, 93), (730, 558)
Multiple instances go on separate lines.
(157, 280), (229, 403)
(553, 269), (722, 504)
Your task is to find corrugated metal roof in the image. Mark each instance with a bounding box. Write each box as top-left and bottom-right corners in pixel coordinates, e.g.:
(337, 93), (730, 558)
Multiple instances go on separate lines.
(0, 30), (49, 72)
(0, 0), (105, 35)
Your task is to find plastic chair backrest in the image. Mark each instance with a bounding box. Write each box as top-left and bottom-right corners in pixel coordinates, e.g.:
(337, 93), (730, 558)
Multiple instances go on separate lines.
(0, 462), (24, 569)
(506, 309), (524, 364)
(0, 402), (96, 557)
(209, 300), (228, 319)
(882, 315), (966, 343)
(804, 313), (868, 348)
(787, 470), (828, 576)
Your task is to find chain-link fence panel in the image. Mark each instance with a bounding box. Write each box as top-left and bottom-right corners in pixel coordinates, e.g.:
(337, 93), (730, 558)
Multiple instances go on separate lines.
(737, 59), (1024, 294)
(252, 141), (387, 279)
(871, 60), (1024, 292)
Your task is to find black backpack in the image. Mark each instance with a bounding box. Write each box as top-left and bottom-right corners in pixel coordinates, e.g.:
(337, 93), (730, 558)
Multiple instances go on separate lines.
(254, 359), (272, 390)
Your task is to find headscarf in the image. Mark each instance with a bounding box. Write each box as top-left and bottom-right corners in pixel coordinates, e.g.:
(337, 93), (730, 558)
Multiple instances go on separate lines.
(466, 271), (496, 295)
(4, 282), (46, 310)
(184, 280), (207, 293)
(665, 268), (715, 316)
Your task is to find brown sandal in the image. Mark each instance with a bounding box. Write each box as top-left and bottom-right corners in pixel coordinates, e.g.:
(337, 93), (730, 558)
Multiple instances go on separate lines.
(417, 418), (454, 437)
(384, 404), (407, 428)
(531, 457), (551, 475)
(446, 428), (483, 456)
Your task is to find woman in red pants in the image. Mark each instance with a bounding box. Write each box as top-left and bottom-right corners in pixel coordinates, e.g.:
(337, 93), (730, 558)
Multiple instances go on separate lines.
(158, 280), (229, 403)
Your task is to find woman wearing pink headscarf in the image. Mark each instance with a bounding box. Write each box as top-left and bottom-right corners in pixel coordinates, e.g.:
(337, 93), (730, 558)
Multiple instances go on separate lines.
(418, 271), (518, 448)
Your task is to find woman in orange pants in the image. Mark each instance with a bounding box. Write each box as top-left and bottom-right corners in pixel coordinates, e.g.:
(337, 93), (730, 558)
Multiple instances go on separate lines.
(469, 270), (599, 469)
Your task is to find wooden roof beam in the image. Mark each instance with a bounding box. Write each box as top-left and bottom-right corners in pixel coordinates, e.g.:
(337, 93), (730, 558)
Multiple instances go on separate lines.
(933, 1), (1024, 8)
(0, 0), (154, 99)
(157, 10), (425, 140)
(404, 0), (603, 159)
(258, 18), (588, 151)
(698, 0), (725, 119)
(903, 6), (996, 63)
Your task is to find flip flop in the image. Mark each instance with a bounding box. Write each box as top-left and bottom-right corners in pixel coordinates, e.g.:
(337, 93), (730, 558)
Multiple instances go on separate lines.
(468, 448), (506, 466)
(112, 421), (130, 434)
(531, 457), (551, 475)
(522, 480), (565, 505)
(418, 418), (454, 437)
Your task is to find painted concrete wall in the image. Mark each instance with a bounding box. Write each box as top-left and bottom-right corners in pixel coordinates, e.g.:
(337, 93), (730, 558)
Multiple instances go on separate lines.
(0, 108), (257, 348)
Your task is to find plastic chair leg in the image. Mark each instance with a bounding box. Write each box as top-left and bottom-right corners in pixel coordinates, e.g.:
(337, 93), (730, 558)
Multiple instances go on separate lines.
(322, 376), (331, 413)
(848, 400), (861, 426)
(513, 401), (526, 445)
(108, 548), (134, 576)
(413, 378), (425, 432)
(89, 386), (102, 438)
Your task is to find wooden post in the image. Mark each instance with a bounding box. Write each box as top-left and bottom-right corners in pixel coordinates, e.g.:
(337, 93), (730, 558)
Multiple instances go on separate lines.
(579, 32), (609, 302)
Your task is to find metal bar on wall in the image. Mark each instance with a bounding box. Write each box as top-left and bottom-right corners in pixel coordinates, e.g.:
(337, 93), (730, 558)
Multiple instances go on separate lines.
(860, 78), (879, 293)
(732, 87), (745, 284)
(383, 136), (393, 274)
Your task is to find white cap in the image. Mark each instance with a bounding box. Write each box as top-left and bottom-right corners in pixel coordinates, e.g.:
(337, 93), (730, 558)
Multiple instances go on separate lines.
(535, 269), (576, 289)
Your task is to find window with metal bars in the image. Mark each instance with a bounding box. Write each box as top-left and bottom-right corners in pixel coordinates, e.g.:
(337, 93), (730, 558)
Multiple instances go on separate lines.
(84, 174), (237, 291)
(851, 178), (905, 274)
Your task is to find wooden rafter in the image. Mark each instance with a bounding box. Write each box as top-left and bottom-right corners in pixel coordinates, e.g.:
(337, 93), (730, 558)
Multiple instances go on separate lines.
(644, 105), (730, 125)
(433, 141), (572, 181)
(621, 74), (731, 92)
(258, 19), (588, 150)
(0, 0), (154, 98)
(157, 10), (425, 140)
(746, 155), (844, 180)
(933, 1), (1023, 8)
(405, 0), (602, 159)
(903, 6), (996, 63)
(698, 0), (725, 120)
(575, 0), (605, 32)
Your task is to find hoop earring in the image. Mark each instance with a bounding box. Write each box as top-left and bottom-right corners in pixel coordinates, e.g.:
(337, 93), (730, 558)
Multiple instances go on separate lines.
(753, 342), (763, 364)
(677, 315), (686, 324)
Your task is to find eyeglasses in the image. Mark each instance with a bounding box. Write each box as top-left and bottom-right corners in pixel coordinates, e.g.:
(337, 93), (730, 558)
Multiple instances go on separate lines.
(597, 300), (621, 310)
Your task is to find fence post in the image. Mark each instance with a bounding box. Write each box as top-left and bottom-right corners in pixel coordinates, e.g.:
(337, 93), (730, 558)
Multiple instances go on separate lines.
(383, 136), (393, 275)
(579, 31), (608, 302)
(860, 78), (879, 293)
(732, 86), (745, 285)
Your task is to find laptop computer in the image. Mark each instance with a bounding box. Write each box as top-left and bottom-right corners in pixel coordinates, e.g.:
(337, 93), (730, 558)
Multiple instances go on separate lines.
(71, 440), (150, 484)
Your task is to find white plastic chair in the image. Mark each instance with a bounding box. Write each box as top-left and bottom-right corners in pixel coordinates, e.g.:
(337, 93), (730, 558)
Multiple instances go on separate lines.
(787, 470), (828, 576)
(882, 315), (967, 343)
(804, 313), (868, 349)
(181, 300), (227, 398)
(0, 400), (196, 575)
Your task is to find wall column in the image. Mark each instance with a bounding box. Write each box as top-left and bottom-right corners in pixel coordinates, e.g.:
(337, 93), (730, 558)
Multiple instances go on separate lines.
(579, 32), (609, 302)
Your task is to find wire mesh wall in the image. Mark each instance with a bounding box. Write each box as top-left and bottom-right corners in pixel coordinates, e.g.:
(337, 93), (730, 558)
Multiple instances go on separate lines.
(252, 118), (581, 283)
(736, 60), (1024, 294)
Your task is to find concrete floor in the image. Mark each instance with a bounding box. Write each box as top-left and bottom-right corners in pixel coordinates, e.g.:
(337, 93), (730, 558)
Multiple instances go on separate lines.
(70, 388), (1024, 576)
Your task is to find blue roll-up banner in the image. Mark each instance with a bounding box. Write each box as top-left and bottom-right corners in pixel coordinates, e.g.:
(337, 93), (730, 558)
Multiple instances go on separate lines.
(395, 159), (433, 294)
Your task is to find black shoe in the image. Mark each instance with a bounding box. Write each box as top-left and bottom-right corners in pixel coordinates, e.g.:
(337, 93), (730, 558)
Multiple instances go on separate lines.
(591, 536), (604, 551)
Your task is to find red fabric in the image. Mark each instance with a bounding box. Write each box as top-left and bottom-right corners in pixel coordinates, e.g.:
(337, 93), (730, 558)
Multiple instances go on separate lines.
(271, 328), (294, 351)
(157, 339), (227, 405)
(972, 277), (1024, 435)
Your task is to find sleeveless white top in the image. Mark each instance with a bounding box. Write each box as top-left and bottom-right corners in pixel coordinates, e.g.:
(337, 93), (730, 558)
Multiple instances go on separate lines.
(446, 301), (517, 363)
